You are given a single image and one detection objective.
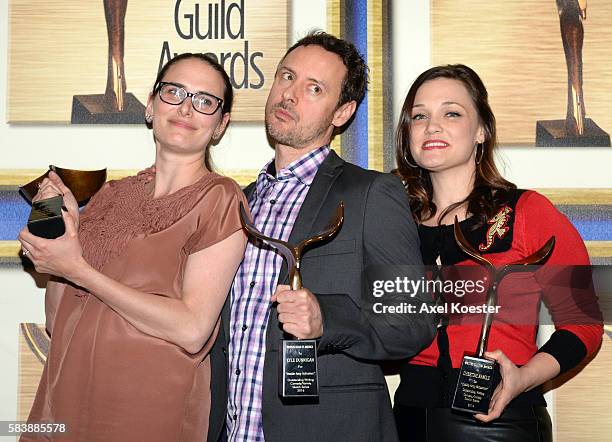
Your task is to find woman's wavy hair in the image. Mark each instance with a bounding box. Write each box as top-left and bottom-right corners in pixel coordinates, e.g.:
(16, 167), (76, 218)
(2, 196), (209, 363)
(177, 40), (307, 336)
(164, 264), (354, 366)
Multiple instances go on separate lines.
(394, 64), (516, 226)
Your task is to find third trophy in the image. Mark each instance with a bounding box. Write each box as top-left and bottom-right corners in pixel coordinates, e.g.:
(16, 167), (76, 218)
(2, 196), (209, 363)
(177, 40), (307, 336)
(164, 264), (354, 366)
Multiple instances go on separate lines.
(451, 217), (555, 414)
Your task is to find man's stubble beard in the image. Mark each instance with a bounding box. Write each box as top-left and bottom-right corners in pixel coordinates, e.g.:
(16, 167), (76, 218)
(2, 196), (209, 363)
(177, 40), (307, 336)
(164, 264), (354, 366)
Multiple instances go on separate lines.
(265, 106), (334, 150)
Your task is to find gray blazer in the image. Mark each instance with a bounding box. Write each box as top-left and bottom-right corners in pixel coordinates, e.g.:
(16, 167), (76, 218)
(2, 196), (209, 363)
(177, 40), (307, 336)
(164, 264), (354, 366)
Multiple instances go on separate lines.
(208, 150), (436, 441)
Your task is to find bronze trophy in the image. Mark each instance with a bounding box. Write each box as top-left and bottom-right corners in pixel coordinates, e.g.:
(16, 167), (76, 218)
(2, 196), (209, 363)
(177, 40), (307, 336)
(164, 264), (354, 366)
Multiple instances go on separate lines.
(450, 217), (555, 414)
(536, 0), (610, 146)
(20, 166), (107, 239)
(239, 202), (344, 398)
(71, 0), (145, 124)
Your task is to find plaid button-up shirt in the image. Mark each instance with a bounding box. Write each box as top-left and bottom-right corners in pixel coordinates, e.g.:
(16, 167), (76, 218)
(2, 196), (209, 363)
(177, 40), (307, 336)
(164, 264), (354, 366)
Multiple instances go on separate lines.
(227, 146), (330, 441)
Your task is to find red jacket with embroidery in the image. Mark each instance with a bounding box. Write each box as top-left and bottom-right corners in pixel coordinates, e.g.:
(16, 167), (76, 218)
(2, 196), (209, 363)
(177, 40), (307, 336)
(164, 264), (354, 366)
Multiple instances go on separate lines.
(395, 190), (603, 408)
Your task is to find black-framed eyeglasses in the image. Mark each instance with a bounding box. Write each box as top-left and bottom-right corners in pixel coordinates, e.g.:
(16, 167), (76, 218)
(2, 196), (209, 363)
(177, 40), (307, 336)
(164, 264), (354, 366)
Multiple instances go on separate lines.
(156, 81), (224, 115)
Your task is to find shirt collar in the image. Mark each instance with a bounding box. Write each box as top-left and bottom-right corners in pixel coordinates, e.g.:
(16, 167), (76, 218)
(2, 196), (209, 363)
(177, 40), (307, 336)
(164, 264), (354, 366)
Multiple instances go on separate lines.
(255, 146), (330, 194)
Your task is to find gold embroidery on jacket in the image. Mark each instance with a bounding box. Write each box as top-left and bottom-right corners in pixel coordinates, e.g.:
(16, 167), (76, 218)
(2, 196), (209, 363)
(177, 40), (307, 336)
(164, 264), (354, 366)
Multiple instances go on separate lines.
(479, 206), (513, 251)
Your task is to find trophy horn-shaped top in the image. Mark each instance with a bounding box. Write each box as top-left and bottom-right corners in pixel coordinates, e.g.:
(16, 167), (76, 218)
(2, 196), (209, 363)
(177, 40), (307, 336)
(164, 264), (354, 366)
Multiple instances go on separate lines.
(512, 236), (555, 266)
(453, 216), (555, 267)
(20, 165), (107, 206)
(453, 216), (495, 271)
(239, 202), (298, 267)
(297, 201), (344, 253)
(238, 201), (345, 269)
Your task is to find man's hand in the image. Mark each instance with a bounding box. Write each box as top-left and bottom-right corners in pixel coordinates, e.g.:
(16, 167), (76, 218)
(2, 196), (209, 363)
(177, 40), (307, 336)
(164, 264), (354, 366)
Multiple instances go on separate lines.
(272, 285), (323, 339)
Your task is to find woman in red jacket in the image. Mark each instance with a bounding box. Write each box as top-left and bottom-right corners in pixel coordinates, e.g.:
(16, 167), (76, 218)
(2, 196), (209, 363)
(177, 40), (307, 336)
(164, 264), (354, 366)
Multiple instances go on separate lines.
(393, 64), (602, 441)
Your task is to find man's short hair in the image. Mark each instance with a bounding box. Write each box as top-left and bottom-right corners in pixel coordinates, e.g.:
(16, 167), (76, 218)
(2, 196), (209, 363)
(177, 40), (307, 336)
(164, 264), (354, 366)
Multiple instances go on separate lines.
(284, 30), (369, 107)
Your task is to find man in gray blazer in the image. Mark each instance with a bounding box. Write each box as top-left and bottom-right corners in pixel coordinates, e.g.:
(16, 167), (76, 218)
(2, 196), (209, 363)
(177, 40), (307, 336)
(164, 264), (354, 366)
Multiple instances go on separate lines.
(209, 31), (436, 442)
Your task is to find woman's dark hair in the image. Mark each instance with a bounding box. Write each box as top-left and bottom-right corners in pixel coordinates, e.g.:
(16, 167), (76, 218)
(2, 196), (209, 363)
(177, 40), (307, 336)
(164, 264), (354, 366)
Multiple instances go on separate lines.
(151, 53), (233, 170)
(394, 64), (516, 226)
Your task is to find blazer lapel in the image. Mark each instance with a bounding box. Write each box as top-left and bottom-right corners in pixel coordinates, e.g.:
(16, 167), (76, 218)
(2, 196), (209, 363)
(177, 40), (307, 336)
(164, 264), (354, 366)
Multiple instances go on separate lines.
(277, 150), (344, 284)
(240, 152), (344, 351)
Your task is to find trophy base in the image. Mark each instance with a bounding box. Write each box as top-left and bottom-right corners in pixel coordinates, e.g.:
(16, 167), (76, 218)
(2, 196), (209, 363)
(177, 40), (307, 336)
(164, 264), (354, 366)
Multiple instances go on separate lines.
(280, 339), (319, 398)
(27, 196), (65, 239)
(451, 355), (499, 415)
(71, 93), (146, 124)
(535, 119), (611, 147)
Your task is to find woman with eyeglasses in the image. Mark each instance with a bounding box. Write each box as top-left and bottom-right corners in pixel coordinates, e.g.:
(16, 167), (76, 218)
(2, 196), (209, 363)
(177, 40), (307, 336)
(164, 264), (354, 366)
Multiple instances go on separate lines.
(392, 64), (602, 441)
(19, 53), (247, 441)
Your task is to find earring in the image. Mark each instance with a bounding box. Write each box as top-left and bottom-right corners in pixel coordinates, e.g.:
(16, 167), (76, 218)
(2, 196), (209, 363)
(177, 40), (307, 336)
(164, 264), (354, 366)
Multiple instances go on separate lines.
(145, 113), (153, 124)
(404, 153), (420, 168)
(475, 142), (484, 165)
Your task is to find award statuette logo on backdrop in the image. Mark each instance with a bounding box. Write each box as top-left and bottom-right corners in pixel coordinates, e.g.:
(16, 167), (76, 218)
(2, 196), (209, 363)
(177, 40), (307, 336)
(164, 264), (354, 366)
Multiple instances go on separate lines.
(239, 202), (344, 398)
(71, 0), (145, 124)
(20, 166), (107, 239)
(536, 0), (611, 146)
(450, 217), (555, 414)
